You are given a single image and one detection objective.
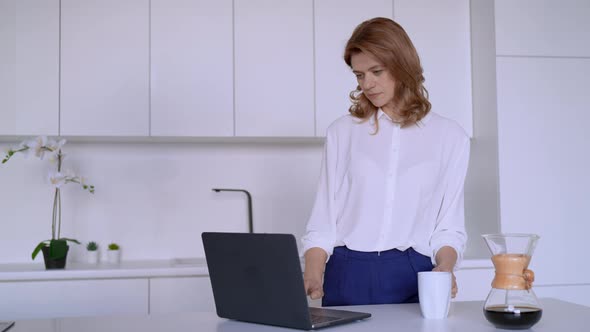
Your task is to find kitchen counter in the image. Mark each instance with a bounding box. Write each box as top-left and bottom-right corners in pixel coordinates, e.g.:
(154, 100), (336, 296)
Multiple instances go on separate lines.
(0, 258), (209, 281)
(7, 298), (589, 332)
(0, 258), (491, 282)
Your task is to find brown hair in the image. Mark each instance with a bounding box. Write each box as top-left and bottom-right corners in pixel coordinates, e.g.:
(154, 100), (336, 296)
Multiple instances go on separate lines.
(344, 17), (430, 129)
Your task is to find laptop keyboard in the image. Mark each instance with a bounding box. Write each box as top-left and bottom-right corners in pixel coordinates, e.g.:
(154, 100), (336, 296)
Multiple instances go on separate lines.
(310, 314), (340, 325)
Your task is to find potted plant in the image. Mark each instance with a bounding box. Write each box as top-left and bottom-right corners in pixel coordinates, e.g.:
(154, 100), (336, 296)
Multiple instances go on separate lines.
(107, 242), (121, 264)
(2, 136), (95, 269)
(86, 241), (99, 264)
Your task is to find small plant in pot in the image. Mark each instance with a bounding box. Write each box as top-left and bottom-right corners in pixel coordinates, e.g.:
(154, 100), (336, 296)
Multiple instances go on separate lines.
(86, 241), (99, 264)
(2, 136), (95, 269)
(107, 242), (121, 264)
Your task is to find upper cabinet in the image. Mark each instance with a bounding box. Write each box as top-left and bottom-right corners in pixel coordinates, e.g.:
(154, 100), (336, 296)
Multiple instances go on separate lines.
(234, 0), (315, 137)
(3, 1), (475, 139)
(150, 0), (233, 137)
(394, 0), (473, 136)
(0, 0), (59, 136)
(495, 0), (590, 57)
(314, 0), (393, 137)
(60, 0), (149, 136)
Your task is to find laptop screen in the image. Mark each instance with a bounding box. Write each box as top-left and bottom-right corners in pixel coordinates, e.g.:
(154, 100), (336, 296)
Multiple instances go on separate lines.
(202, 232), (313, 329)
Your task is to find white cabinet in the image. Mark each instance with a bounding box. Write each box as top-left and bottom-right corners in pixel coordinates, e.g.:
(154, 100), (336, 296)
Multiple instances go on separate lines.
(150, 0), (233, 137)
(535, 285), (590, 308)
(149, 276), (215, 313)
(314, 0), (393, 136)
(4, 1), (475, 138)
(493, 0), (590, 303)
(60, 0), (149, 136)
(0, 0), (59, 136)
(495, 0), (590, 57)
(234, 0), (314, 137)
(454, 267), (494, 302)
(496, 57), (590, 286)
(394, 0), (473, 136)
(0, 278), (148, 320)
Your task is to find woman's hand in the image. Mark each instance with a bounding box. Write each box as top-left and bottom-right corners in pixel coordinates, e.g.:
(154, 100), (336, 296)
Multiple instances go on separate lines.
(304, 247), (328, 300)
(433, 264), (458, 298)
(304, 275), (324, 300)
(434, 246), (459, 298)
(524, 269), (535, 290)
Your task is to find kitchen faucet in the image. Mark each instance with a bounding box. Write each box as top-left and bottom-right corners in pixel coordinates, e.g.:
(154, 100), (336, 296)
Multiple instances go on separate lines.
(211, 188), (253, 233)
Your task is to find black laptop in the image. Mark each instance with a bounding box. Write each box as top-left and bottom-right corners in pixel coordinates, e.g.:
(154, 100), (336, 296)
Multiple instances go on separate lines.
(0, 321), (14, 332)
(202, 232), (371, 330)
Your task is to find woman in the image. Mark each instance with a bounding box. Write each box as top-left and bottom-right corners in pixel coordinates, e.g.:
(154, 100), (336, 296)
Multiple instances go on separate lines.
(301, 17), (470, 306)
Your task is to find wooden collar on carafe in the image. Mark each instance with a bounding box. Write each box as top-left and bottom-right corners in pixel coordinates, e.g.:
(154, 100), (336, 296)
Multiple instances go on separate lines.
(491, 254), (535, 290)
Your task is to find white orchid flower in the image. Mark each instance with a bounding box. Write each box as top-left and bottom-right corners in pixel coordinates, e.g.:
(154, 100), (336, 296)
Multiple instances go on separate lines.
(46, 138), (66, 152)
(26, 136), (48, 159)
(48, 171), (68, 188)
(46, 139), (66, 163)
(48, 153), (59, 164)
(49, 151), (66, 164)
(64, 169), (78, 181)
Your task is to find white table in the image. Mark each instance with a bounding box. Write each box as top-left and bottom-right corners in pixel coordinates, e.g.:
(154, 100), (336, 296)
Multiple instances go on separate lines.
(8, 298), (589, 332)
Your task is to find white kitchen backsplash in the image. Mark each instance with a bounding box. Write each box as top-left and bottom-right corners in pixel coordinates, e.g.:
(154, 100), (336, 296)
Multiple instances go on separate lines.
(0, 141), (322, 264)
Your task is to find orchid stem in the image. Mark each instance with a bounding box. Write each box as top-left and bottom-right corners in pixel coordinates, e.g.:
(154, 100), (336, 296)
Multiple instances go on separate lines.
(56, 150), (62, 240)
(52, 188), (58, 240)
(57, 189), (61, 239)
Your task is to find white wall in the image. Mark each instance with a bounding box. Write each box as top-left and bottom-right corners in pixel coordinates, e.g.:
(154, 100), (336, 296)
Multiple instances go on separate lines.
(0, 141), (322, 263)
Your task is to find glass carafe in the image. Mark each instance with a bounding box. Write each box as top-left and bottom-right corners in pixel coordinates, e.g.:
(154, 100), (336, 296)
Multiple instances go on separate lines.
(482, 233), (542, 330)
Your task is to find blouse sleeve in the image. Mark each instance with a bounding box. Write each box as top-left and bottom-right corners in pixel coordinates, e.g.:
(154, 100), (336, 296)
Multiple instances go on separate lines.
(301, 130), (338, 259)
(430, 134), (470, 269)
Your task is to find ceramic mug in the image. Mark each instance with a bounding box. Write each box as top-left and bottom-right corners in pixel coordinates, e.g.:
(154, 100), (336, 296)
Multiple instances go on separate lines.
(418, 271), (452, 319)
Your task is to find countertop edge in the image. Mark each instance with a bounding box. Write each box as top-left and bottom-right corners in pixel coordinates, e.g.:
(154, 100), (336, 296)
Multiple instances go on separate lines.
(0, 258), (492, 282)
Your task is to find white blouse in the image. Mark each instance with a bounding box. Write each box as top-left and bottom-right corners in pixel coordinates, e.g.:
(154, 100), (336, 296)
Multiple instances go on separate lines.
(301, 110), (470, 267)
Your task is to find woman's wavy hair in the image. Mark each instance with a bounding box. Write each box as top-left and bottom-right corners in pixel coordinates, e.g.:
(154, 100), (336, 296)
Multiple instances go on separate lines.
(344, 17), (431, 130)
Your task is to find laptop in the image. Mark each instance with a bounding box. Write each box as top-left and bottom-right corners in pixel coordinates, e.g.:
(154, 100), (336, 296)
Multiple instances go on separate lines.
(0, 321), (14, 332)
(202, 232), (371, 330)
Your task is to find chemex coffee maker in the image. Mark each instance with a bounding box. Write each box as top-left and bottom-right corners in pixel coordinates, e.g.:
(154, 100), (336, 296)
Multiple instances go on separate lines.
(482, 233), (542, 330)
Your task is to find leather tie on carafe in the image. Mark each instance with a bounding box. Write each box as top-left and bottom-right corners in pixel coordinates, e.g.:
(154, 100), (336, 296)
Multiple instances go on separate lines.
(491, 254), (535, 290)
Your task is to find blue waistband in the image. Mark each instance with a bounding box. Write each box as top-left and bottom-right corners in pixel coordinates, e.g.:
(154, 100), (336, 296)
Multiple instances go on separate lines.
(333, 246), (417, 260)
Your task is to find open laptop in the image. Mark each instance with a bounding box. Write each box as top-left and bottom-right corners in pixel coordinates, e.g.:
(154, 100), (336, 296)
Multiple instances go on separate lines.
(0, 321), (14, 332)
(202, 232), (371, 330)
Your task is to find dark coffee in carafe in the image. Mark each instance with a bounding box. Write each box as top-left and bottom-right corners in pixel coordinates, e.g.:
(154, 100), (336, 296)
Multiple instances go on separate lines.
(484, 306), (542, 330)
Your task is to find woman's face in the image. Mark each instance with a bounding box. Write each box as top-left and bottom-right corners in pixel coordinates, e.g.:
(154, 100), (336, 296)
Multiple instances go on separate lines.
(350, 52), (397, 114)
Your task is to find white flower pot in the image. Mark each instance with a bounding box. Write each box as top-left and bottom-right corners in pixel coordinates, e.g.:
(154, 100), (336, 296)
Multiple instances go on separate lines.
(106, 250), (121, 264)
(87, 250), (99, 264)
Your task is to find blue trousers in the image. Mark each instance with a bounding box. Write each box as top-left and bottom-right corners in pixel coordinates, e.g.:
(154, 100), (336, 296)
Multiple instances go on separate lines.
(322, 246), (434, 306)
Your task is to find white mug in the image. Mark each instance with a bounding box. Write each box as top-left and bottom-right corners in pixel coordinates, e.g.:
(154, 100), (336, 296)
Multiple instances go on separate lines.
(418, 271), (452, 319)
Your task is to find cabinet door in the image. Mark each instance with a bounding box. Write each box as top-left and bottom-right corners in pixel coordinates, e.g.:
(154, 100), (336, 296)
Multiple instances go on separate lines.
(60, 0), (149, 136)
(534, 285), (590, 308)
(314, 0), (392, 137)
(394, 0), (473, 136)
(454, 267), (494, 302)
(495, 0), (590, 57)
(0, 278), (148, 320)
(151, 0), (233, 137)
(496, 57), (590, 286)
(234, 0), (314, 137)
(149, 276), (215, 313)
(0, 0), (59, 136)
